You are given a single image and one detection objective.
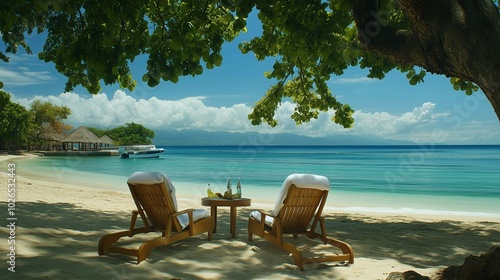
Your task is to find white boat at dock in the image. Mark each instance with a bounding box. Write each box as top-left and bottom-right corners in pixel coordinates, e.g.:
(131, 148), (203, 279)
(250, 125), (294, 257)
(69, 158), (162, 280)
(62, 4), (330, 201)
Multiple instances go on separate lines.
(119, 145), (165, 159)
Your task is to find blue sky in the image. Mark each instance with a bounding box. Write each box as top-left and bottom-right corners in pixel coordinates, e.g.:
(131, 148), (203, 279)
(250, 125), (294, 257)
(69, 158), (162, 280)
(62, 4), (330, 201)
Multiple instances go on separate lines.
(2, 15), (500, 145)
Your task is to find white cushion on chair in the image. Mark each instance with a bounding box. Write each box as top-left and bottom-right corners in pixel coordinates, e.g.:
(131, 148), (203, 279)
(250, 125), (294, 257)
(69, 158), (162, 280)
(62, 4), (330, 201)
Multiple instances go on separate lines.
(127, 171), (179, 211)
(272, 174), (330, 216)
(249, 210), (275, 227)
(128, 171), (208, 229)
(127, 171), (166, 185)
(249, 174), (331, 227)
(177, 209), (210, 230)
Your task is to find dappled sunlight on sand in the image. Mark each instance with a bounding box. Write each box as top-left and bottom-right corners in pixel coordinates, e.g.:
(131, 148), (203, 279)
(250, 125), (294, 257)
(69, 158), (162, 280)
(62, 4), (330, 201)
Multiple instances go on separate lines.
(1, 173), (499, 279)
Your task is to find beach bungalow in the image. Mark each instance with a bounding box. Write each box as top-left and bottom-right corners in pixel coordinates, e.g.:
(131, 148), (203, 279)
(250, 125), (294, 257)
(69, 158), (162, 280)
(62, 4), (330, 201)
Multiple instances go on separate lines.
(61, 126), (101, 151)
(99, 135), (114, 148)
(40, 131), (66, 151)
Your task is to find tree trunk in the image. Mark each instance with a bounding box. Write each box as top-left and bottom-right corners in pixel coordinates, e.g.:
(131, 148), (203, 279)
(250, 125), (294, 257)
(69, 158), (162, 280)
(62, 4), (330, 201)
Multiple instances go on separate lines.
(350, 0), (500, 121)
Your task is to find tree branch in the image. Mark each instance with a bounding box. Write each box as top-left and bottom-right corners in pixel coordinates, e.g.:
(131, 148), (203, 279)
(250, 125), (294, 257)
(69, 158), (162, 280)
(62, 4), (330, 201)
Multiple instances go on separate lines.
(350, 0), (500, 120)
(349, 0), (424, 67)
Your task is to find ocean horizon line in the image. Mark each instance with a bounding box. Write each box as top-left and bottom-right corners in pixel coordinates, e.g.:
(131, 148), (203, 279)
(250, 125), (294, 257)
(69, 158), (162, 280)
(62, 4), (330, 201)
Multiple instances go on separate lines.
(155, 144), (500, 147)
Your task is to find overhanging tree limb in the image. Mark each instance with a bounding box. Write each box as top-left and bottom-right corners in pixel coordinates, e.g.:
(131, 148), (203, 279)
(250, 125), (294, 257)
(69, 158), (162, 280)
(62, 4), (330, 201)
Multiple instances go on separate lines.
(350, 0), (500, 120)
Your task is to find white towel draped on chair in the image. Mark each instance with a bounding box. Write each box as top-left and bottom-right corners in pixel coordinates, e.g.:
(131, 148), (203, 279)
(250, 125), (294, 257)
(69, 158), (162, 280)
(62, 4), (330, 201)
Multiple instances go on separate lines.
(127, 171), (208, 229)
(250, 173), (330, 226)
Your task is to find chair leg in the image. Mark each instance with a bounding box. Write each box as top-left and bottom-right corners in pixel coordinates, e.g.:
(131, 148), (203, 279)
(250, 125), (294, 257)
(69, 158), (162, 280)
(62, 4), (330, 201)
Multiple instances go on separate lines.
(98, 227), (151, 257)
(98, 230), (130, 255)
(325, 236), (354, 264)
(281, 241), (305, 271)
(137, 237), (167, 263)
(310, 232), (355, 264)
(318, 217), (328, 244)
(248, 218), (257, 241)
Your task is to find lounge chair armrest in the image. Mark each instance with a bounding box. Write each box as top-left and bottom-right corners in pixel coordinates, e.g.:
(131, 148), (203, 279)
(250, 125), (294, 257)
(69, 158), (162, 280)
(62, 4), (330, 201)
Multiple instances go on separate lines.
(128, 210), (139, 236)
(171, 209), (196, 234)
(256, 209), (279, 224)
(172, 209), (195, 217)
(255, 209), (276, 219)
(251, 210), (279, 235)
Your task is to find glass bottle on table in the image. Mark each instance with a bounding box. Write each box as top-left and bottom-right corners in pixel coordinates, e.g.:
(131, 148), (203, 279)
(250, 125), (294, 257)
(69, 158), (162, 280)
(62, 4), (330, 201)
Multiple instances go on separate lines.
(236, 178), (242, 198)
(207, 183), (214, 198)
(226, 178), (232, 197)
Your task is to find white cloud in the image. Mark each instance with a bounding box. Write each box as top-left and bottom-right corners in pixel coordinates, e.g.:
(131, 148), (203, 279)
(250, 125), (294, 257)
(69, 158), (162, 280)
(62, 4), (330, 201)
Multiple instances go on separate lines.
(0, 65), (54, 86)
(331, 76), (378, 84)
(352, 102), (437, 135)
(11, 90), (500, 144)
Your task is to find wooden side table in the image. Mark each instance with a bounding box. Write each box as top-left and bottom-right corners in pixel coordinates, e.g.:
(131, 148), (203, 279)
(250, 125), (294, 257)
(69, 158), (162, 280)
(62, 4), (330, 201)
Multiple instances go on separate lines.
(201, 197), (251, 238)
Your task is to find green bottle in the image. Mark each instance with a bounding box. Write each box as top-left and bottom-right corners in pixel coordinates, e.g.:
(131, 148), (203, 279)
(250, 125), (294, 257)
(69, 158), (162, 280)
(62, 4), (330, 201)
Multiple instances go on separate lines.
(236, 178), (242, 198)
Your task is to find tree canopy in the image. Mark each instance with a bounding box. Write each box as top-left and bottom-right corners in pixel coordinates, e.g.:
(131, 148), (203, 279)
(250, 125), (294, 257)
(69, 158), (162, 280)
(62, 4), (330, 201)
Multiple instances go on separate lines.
(89, 122), (155, 145)
(29, 99), (72, 149)
(0, 91), (73, 150)
(0, 91), (31, 149)
(30, 100), (72, 133)
(1, 0), (499, 126)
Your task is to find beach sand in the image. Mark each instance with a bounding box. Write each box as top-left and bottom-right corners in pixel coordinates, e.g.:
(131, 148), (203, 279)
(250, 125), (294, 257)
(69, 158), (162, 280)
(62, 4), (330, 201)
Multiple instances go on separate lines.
(1, 155), (499, 279)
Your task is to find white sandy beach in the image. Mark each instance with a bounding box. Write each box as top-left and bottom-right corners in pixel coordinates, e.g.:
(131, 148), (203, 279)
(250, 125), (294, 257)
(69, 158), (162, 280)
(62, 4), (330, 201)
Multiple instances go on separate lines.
(1, 154), (499, 279)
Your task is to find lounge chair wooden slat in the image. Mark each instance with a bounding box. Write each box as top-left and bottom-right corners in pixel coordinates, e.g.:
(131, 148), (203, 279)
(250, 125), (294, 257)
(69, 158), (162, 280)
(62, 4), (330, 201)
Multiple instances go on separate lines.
(248, 175), (354, 270)
(98, 172), (214, 263)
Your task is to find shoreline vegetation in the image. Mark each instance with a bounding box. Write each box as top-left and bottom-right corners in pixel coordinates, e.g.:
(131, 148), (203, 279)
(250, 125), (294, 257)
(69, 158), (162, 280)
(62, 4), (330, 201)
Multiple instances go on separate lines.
(1, 154), (499, 279)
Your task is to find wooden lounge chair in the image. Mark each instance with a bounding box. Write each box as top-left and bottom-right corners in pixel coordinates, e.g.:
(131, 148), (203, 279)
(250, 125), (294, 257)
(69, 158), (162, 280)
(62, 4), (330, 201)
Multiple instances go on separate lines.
(248, 174), (354, 270)
(98, 171), (214, 263)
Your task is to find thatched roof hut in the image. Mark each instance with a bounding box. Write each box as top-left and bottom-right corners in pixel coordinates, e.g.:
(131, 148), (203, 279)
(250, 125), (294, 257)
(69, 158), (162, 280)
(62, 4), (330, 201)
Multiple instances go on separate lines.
(61, 126), (101, 151)
(40, 131), (66, 150)
(99, 135), (114, 147)
(42, 132), (66, 141)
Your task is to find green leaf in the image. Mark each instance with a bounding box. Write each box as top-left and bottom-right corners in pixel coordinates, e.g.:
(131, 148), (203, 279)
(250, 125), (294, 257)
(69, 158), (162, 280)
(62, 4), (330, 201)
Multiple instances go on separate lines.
(409, 77), (418, 85)
(194, 65), (203, 75)
(213, 54), (223, 66)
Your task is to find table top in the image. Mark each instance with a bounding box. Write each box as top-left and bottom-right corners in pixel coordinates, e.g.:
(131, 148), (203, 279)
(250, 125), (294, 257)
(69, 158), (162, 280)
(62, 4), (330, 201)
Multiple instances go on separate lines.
(201, 197), (251, 207)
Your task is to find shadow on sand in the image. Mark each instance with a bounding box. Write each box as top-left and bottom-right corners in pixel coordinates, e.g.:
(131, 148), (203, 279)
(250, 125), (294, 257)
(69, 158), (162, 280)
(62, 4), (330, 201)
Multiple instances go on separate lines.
(1, 201), (498, 279)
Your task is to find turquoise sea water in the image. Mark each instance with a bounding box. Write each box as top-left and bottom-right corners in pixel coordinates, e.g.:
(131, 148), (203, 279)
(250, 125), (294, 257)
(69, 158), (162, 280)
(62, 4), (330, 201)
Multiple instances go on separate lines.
(13, 145), (500, 218)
